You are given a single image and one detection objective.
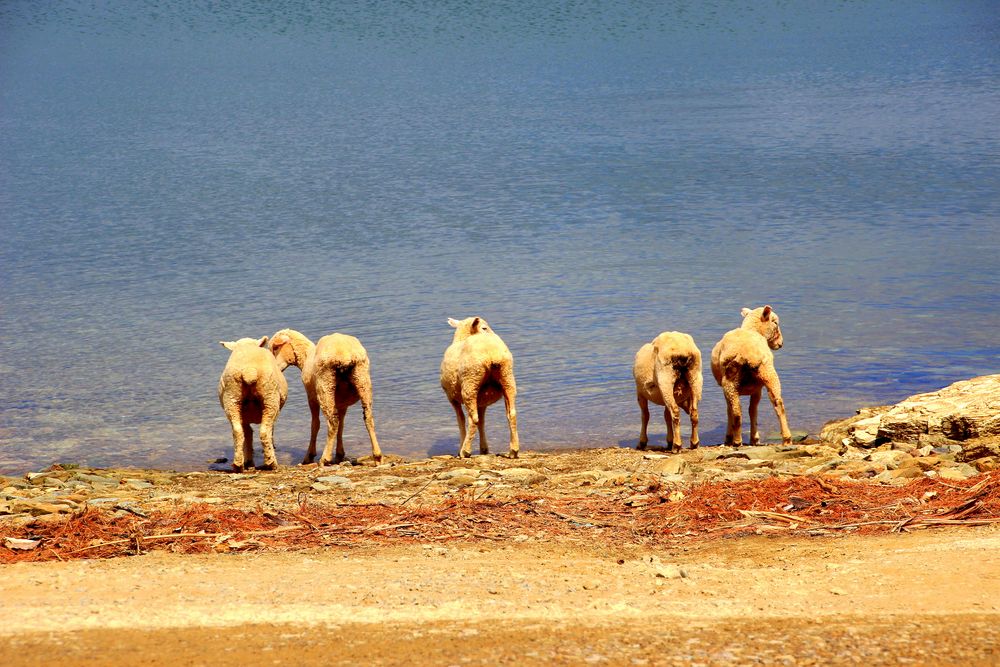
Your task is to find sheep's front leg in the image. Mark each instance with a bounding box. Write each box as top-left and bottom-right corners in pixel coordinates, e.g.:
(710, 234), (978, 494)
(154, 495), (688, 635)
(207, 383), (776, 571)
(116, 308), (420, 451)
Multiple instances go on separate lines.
(334, 406), (348, 463)
(303, 398), (320, 465)
(749, 389), (762, 446)
(477, 404), (489, 455)
(242, 422), (255, 470)
(721, 376), (742, 446)
(637, 394), (650, 450)
(762, 371), (792, 445)
(258, 399), (281, 471)
(499, 367), (519, 459)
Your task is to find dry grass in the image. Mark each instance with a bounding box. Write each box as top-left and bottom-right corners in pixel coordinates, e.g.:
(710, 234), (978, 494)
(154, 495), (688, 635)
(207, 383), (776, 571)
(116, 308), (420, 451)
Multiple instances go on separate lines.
(3, 472), (999, 564)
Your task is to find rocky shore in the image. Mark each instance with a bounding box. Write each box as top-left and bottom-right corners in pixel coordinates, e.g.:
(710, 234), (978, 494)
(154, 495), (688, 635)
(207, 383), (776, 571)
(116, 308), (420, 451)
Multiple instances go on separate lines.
(2, 375), (999, 530)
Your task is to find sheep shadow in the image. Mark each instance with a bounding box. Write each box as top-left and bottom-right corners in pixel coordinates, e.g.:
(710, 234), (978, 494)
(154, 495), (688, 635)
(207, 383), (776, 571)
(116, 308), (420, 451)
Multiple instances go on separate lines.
(615, 423), (731, 450)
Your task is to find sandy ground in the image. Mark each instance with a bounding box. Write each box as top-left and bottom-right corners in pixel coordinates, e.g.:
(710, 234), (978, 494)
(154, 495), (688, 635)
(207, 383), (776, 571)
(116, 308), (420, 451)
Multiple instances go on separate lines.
(2, 526), (999, 666)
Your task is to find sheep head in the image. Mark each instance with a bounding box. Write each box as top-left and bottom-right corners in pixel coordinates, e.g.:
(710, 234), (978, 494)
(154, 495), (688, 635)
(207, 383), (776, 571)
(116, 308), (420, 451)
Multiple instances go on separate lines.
(269, 330), (297, 370)
(220, 336), (269, 351)
(447, 316), (492, 343)
(740, 305), (783, 350)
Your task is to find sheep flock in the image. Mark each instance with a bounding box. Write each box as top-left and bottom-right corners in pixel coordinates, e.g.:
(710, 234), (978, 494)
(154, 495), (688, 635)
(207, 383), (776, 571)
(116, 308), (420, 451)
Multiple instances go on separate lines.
(218, 306), (790, 470)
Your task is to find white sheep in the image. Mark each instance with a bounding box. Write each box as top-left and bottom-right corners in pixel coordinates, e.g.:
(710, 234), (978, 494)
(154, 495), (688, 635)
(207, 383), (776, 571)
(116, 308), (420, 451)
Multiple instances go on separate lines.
(633, 331), (703, 452)
(218, 336), (288, 471)
(440, 317), (519, 458)
(269, 329), (382, 465)
(710, 305), (792, 446)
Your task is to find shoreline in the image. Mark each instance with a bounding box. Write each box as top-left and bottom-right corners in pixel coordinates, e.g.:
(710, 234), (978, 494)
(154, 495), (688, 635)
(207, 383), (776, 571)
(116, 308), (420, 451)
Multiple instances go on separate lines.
(4, 376), (1000, 664)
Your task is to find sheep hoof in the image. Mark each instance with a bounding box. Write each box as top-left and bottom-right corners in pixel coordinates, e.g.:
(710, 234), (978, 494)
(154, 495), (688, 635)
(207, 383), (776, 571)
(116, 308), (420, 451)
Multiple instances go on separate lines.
(671, 445), (682, 454)
(506, 450), (518, 459)
(258, 462), (277, 471)
(690, 442), (700, 450)
(318, 458), (332, 467)
(301, 456), (315, 465)
(231, 464), (244, 473)
(782, 438), (793, 446)
(637, 441), (648, 451)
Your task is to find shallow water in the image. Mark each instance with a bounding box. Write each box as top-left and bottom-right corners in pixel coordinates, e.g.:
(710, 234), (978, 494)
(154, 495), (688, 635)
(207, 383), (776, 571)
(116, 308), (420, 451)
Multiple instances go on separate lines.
(1, 1), (998, 473)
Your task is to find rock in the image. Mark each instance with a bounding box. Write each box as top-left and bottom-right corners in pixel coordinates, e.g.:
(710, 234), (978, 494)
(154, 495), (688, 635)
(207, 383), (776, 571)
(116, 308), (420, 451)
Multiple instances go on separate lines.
(650, 458), (687, 475)
(72, 473), (119, 487)
(124, 479), (154, 489)
(10, 500), (71, 516)
(447, 475), (477, 488)
(550, 471), (603, 486)
(315, 475), (352, 487)
(867, 450), (911, 470)
(972, 457), (999, 472)
(740, 459), (775, 469)
(938, 464), (978, 481)
(495, 468), (547, 485)
(655, 564), (687, 579)
(956, 441), (1000, 463)
(3, 537), (40, 551)
(821, 375), (1000, 447)
(435, 468), (480, 480)
(311, 482), (330, 492)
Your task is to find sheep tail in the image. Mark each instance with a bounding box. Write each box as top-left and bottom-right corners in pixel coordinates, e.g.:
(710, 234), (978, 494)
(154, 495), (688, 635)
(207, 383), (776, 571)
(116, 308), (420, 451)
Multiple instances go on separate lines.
(670, 353), (696, 372)
(242, 367), (259, 386)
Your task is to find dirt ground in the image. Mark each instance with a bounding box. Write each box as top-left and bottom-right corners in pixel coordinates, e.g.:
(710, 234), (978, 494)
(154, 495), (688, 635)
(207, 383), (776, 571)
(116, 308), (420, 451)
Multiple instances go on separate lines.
(2, 526), (999, 666)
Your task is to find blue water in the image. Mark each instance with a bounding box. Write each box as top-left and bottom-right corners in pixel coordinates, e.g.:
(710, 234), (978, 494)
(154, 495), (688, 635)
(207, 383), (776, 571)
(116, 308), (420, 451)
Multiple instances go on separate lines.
(1, 1), (998, 473)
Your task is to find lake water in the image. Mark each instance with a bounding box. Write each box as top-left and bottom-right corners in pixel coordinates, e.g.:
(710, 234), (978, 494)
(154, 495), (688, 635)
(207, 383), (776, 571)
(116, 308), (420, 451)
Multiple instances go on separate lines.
(1, 1), (998, 473)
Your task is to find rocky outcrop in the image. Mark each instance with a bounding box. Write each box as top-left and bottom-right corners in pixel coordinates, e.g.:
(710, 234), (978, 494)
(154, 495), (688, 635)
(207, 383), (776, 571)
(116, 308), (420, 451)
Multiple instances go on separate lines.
(821, 375), (1000, 449)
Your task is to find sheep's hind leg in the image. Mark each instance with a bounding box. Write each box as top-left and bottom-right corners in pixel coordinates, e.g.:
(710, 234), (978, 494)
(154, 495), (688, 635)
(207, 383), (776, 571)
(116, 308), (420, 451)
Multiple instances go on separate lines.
(229, 416), (247, 472)
(637, 394), (650, 450)
(334, 406), (348, 463)
(477, 404), (489, 455)
(459, 381), (482, 459)
(451, 401), (467, 444)
(689, 401), (700, 449)
(749, 389), (762, 446)
(499, 366), (519, 459)
(763, 372), (792, 445)
(351, 365), (382, 464)
(258, 400), (280, 471)
(242, 422), (255, 470)
(302, 399), (320, 465)
(722, 376), (742, 447)
(315, 371), (340, 466)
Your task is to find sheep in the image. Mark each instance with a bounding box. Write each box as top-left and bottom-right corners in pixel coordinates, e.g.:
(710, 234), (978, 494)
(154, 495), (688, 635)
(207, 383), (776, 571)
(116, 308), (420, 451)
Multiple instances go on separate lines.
(440, 316), (519, 458)
(269, 328), (382, 466)
(710, 305), (792, 447)
(218, 336), (288, 471)
(633, 331), (703, 453)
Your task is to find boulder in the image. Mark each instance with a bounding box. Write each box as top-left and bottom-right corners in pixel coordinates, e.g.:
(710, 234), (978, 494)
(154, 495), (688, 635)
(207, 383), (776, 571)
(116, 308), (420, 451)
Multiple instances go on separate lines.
(821, 375), (1000, 449)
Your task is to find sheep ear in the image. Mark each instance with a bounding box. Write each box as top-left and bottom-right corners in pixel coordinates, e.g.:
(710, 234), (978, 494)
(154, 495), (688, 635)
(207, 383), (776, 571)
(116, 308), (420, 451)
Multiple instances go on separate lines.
(271, 333), (287, 347)
(447, 318), (460, 328)
(221, 341), (237, 351)
(740, 307), (751, 317)
(257, 336), (269, 348)
(761, 305), (772, 321)
(470, 317), (482, 333)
